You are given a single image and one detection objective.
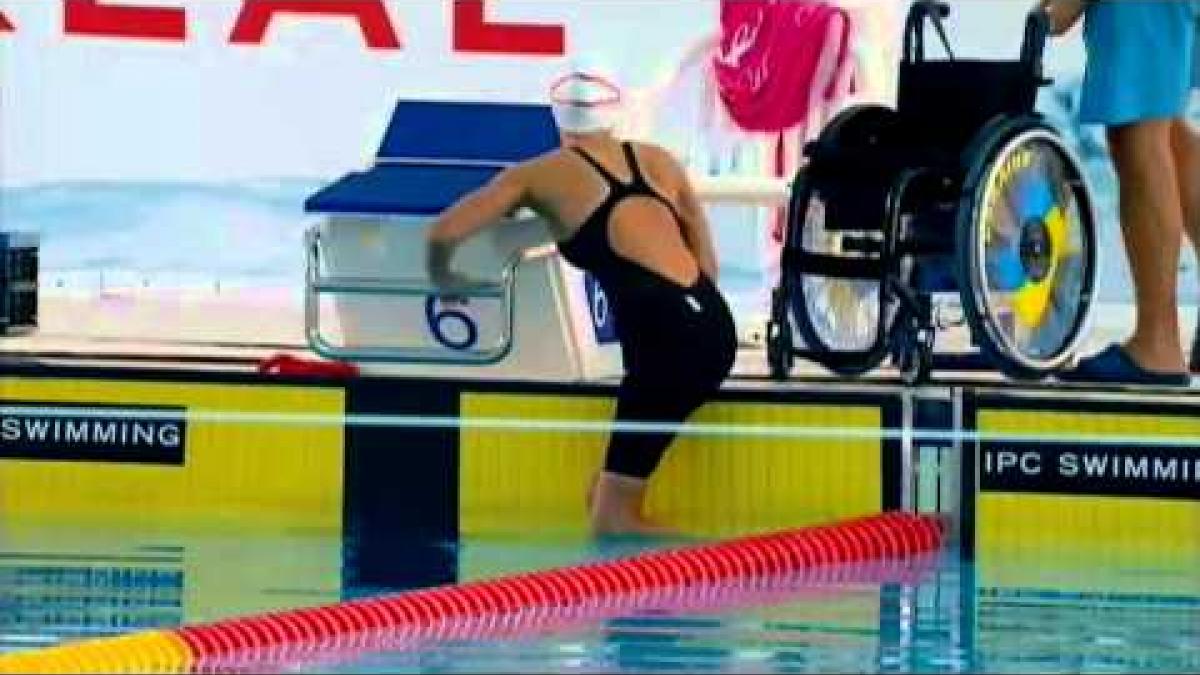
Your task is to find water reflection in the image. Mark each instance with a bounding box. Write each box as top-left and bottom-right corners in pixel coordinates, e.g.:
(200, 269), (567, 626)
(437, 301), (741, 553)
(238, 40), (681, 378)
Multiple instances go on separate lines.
(1, 526), (1197, 674)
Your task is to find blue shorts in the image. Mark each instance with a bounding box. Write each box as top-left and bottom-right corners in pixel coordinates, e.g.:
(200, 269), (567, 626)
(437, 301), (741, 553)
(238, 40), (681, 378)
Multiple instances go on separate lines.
(1079, 0), (1200, 126)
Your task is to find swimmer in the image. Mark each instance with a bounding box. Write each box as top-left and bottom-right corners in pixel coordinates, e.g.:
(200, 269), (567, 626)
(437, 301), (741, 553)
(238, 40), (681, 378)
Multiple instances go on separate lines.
(426, 61), (737, 536)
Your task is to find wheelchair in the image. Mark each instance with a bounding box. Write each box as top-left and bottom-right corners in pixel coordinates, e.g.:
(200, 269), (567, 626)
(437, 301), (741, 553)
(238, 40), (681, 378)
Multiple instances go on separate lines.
(766, 1), (1098, 385)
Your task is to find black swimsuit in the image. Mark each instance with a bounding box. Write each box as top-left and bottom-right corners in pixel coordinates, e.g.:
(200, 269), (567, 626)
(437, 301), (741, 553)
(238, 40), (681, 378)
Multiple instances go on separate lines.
(558, 143), (737, 479)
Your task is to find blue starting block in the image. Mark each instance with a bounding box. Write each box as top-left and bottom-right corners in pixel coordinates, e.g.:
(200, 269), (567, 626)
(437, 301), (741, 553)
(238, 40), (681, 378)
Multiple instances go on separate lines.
(306, 100), (560, 216)
(303, 100), (623, 381)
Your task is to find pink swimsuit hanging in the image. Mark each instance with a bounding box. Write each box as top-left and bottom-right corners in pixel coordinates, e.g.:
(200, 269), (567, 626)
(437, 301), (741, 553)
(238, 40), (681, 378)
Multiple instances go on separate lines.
(713, 0), (857, 134)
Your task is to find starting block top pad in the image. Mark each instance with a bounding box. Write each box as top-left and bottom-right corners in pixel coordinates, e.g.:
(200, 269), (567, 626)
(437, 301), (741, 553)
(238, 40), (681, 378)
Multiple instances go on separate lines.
(306, 100), (559, 216)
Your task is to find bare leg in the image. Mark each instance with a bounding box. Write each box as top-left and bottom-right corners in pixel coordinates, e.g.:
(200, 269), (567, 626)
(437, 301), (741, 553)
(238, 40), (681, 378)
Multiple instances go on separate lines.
(1106, 120), (1188, 374)
(1171, 119), (1200, 370)
(589, 472), (675, 537)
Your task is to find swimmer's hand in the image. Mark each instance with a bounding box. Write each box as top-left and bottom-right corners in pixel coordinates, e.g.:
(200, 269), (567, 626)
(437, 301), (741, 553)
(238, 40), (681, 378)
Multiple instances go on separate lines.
(430, 267), (494, 304)
(426, 240), (482, 291)
(1038, 0), (1085, 36)
(431, 271), (492, 294)
(427, 240), (490, 300)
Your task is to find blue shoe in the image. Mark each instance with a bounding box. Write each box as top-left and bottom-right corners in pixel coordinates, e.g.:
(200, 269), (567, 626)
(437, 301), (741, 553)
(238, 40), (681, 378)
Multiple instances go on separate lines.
(1058, 344), (1191, 387)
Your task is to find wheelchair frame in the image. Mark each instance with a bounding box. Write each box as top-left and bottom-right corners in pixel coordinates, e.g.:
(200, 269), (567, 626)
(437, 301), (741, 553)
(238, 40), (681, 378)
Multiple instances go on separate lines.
(767, 0), (1098, 385)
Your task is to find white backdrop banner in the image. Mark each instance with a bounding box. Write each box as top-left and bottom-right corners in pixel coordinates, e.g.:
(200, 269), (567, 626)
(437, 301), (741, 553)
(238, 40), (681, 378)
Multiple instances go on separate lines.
(0, 1), (1182, 305)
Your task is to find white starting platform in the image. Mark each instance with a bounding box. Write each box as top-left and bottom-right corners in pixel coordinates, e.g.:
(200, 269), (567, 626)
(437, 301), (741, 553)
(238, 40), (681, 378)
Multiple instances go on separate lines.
(304, 101), (621, 382)
(303, 100), (789, 382)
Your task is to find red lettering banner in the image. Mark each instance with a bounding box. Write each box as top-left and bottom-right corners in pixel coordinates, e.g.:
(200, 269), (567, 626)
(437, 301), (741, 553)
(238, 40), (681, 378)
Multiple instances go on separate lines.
(2, 1), (569, 54)
(229, 0), (402, 50)
(64, 0), (186, 41)
(453, 0), (564, 56)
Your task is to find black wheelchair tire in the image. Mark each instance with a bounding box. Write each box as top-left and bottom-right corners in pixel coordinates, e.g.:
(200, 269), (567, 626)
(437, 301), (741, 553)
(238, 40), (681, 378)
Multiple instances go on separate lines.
(807, 104), (898, 158)
(789, 169), (891, 378)
(956, 116), (1098, 380)
(782, 104), (903, 379)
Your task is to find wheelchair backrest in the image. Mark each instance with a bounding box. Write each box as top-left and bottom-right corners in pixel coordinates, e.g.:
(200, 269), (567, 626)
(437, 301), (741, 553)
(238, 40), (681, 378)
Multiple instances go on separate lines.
(896, 1), (1049, 152)
(897, 58), (1040, 151)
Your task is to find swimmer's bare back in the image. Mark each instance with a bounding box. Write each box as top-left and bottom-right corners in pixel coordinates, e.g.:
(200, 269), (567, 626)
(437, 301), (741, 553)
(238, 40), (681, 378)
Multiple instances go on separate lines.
(521, 138), (720, 286)
(425, 137), (719, 290)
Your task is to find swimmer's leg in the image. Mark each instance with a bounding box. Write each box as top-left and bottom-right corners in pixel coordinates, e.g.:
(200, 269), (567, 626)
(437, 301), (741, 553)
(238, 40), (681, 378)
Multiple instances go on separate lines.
(590, 276), (736, 535)
(590, 378), (707, 537)
(590, 472), (675, 537)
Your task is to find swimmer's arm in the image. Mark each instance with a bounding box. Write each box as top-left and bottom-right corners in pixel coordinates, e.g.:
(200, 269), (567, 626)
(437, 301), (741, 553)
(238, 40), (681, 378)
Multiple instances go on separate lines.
(1037, 0), (1087, 36)
(658, 150), (720, 281)
(426, 167), (529, 288)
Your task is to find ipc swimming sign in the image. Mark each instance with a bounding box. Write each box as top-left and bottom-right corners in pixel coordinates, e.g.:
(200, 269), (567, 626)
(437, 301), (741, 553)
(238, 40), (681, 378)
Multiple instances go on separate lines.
(585, 274), (619, 345)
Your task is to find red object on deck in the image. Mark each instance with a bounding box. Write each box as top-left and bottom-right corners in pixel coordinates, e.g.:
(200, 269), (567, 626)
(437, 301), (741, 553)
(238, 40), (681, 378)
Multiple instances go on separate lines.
(257, 353), (360, 379)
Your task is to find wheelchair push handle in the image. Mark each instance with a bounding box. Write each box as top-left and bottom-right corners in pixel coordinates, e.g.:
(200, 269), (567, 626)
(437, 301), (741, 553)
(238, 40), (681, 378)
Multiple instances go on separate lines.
(1021, 9), (1053, 85)
(903, 0), (1054, 83)
(902, 0), (954, 65)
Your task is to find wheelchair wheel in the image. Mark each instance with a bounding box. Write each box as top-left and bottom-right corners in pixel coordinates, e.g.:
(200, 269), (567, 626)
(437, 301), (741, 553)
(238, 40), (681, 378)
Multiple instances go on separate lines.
(782, 104), (904, 378)
(806, 104), (898, 158)
(789, 168), (892, 377)
(957, 118), (1097, 380)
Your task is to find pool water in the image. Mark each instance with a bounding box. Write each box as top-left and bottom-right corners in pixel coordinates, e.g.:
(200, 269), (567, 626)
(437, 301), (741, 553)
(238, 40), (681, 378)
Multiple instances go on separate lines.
(1, 524), (1197, 674)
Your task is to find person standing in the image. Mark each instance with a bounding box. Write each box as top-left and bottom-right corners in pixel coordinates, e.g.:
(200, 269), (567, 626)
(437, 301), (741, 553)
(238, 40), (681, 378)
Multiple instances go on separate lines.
(1043, 0), (1200, 386)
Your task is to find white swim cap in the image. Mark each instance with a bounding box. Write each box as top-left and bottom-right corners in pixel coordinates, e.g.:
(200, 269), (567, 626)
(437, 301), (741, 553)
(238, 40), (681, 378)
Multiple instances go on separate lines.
(549, 60), (624, 133)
